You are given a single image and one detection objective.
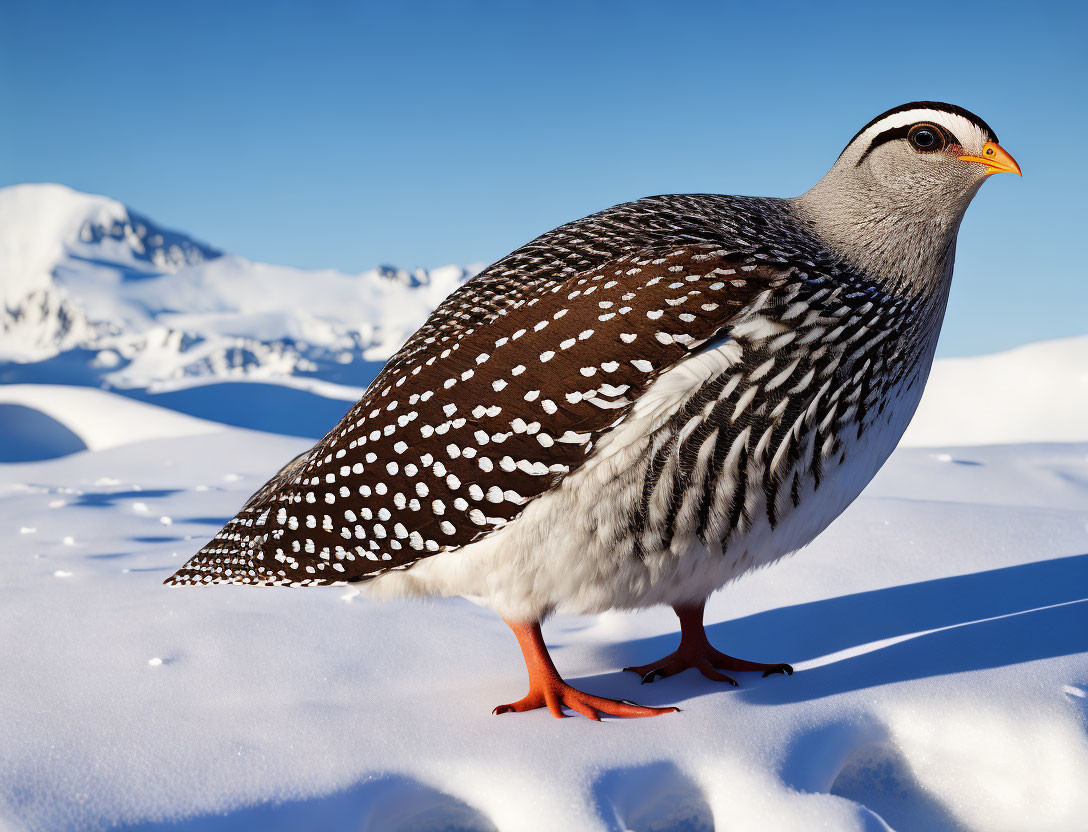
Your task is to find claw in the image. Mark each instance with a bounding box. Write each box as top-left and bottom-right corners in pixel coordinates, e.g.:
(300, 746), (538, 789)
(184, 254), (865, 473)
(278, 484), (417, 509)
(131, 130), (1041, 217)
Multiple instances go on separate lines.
(761, 663), (794, 678)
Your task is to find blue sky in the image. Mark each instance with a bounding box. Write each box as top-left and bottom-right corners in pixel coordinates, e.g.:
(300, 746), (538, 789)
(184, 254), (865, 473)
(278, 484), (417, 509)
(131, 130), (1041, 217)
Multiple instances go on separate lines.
(2, 1), (1084, 356)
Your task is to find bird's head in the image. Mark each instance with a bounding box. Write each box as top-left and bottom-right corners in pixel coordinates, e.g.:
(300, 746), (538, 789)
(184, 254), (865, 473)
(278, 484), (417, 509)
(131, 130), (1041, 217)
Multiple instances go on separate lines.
(794, 101), (1020, 289)
(834, 101), (1019, 197)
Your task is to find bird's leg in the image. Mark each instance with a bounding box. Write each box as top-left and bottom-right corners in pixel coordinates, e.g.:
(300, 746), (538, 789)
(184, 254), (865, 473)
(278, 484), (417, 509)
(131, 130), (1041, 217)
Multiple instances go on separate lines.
(493, 619), (679, 720)
(624, 600), (793, 685)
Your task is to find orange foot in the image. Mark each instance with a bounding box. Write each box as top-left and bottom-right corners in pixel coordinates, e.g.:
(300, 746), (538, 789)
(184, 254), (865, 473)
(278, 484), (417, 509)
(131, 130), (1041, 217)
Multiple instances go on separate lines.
(495, 618), (679, 720)
(624, 646), (793, 685)
(624, 601), (794, 686)
(493, 680), (678, 721)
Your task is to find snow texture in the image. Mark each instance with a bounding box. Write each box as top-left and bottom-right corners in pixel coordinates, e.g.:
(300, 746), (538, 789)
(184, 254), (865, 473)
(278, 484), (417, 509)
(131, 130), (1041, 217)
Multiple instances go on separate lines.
(2, 185), (1087, 831)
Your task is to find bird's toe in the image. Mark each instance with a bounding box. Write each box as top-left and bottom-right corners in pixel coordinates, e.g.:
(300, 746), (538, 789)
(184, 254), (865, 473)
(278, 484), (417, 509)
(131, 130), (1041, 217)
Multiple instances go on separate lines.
(697, 662), (739, 686)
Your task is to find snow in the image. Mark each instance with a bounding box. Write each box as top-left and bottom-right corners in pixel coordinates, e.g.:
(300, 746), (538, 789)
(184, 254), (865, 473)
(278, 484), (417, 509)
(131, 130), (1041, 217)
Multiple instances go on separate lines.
(0, 184), (219, 364)
(0, 184), (479, 395)
(2, 184), (1088, 831)
(0, 384), (222, 454)
(900, 335), (1088, 447)
(2, 394), (1086, 831)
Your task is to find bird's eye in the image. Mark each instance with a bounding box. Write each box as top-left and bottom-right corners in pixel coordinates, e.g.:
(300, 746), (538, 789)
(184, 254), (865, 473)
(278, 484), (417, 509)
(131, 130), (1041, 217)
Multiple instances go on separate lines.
(907, 123), (945, 153)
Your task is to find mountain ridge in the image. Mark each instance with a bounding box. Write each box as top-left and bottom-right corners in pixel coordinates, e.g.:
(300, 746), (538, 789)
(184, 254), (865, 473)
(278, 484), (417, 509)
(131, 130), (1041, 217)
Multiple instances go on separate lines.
(0, 183), (479, 387)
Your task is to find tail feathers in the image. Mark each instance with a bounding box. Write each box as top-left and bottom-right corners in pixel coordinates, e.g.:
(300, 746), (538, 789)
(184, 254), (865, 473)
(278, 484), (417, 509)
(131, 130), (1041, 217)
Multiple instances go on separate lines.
(163, 507), (275, 585)
(164, 449), (317, 586)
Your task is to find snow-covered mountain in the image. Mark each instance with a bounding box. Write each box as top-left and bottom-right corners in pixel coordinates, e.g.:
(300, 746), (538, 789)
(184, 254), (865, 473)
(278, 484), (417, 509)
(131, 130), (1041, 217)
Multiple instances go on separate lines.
(0, 184), (479, 392)
(0, 184), (221, 363)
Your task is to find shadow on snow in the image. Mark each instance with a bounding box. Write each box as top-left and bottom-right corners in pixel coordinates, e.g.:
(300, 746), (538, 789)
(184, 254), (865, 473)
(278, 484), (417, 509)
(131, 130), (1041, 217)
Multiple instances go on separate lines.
(120, 774), (497, 832)
(0, 350), (374, 441)
(583, 551), (1088, 707)
(0, 403), (86, 462)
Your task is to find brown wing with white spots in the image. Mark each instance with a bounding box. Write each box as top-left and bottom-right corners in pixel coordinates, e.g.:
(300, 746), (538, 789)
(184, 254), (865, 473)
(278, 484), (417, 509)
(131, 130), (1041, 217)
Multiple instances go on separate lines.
(166, 245), (790, 586)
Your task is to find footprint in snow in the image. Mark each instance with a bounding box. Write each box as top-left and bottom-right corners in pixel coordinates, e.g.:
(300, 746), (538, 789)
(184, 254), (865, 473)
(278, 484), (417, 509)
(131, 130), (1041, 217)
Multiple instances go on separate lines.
(595, 761), (713, 832)
(783, 720), (960, 832)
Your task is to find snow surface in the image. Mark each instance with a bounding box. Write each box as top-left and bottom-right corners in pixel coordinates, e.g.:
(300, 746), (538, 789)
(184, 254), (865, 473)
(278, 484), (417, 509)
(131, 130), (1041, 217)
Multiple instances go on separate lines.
(3, 184), (1088, 831)
(3, 386), (1087, 832)
(0, 385), (222, 454)
(899, 335), (1088, 447)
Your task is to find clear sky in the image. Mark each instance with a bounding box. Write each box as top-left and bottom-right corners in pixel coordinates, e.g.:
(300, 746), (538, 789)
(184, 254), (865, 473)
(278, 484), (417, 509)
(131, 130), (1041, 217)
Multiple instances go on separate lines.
(1, 1), (1084, 356)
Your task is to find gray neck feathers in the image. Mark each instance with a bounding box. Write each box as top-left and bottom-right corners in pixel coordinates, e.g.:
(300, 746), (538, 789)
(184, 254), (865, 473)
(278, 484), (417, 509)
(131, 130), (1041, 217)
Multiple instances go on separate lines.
(789, 154), (981, 300)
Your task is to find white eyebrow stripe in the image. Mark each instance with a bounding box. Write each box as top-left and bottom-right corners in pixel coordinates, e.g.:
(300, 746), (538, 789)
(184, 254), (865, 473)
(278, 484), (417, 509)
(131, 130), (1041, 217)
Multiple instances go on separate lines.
(854, 108), (987, 157)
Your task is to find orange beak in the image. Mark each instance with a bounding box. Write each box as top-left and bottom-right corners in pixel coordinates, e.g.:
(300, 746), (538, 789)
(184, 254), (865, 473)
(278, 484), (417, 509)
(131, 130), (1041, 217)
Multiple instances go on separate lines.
(958, 141), (1022, 176)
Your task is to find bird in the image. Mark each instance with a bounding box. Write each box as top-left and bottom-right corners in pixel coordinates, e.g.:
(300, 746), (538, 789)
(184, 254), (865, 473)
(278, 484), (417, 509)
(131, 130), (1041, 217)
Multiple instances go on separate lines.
(166, 101), (1020, 720)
